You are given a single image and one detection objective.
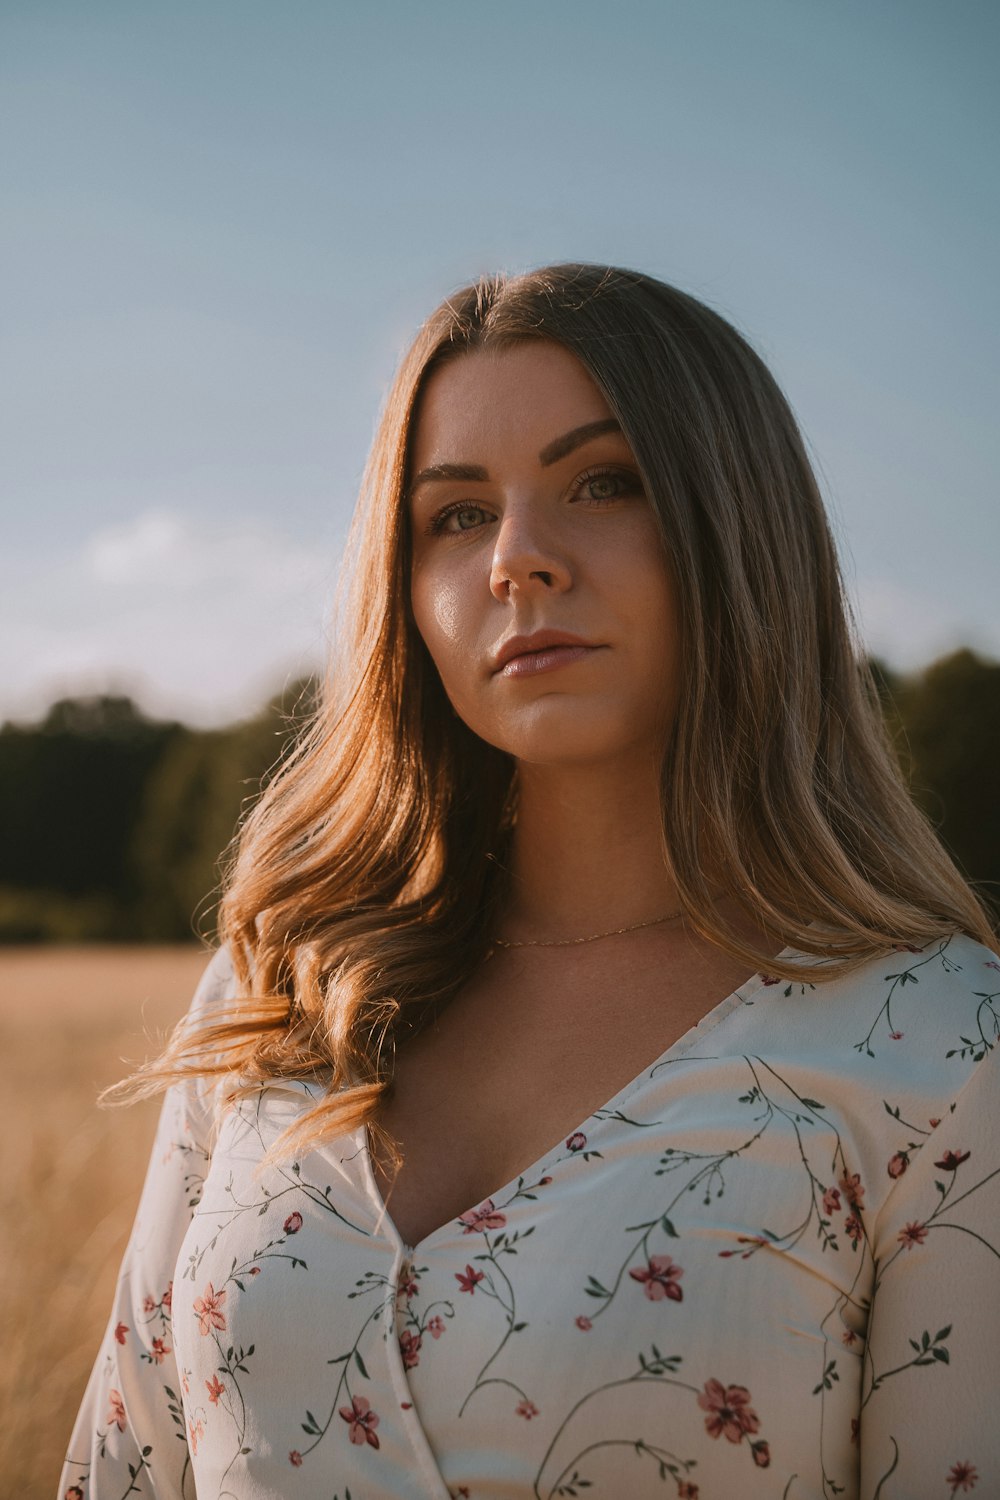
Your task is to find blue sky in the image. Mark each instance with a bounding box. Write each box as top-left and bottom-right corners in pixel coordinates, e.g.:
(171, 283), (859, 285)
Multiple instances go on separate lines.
(2, 0), (997, 724)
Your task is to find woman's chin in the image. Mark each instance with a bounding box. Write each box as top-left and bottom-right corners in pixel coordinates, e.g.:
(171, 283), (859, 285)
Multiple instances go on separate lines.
(477, 717), (656, 770)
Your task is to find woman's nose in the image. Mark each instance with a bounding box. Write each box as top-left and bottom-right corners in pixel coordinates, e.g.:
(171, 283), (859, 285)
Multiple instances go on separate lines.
(488, 503), (573, 601)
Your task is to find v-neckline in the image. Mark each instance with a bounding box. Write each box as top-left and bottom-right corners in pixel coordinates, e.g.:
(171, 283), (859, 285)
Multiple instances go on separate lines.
(358, 954), (788, 1255)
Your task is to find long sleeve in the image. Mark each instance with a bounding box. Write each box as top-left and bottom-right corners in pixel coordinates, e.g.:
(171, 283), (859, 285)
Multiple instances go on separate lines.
(58, 948), (234, 1500)
(860, 1031), (1000, 1499)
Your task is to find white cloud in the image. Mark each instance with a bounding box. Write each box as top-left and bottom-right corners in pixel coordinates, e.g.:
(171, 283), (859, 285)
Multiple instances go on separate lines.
(849, 575), (991, 671)
(1, 509), (342, 726)
(3, 510), (995, 732)
(87, 510), (193, 586)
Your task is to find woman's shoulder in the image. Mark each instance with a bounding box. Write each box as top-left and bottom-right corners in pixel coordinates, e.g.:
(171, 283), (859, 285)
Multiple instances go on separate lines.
(188, 942), (238, 1014)
(847, 929), (999, 1009)
(164, 945), (242, 1122)
(177, 943), (333, 1109)
(807, 928), (1000, 1073)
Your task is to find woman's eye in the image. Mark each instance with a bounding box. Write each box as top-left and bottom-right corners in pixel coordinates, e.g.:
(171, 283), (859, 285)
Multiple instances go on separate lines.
(583, 474), (621, 501)
(577, 468), (640, 504)
(428, 503), (488, 535)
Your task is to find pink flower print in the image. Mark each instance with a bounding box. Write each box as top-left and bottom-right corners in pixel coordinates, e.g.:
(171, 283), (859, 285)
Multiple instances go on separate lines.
(142, 1294), (156, 1314)
(539, 1175), (553, 1185)
(456, 1264), (485, 1293)
(289, 1450), (303, 1467)
(751, 1440), (771, 1467)
(934, 1149), (971, 1171)
(114, 1321), (129, 1344)
(850, 1417), (860, 1446)
(206, 1374), (225, 1404)
(459, 1198), (507, 1234)
(163, 1281), (173, 1311)
(844, 1213), (863, 1247)
(427, 1315), (446, 1339)
(188, 1416), (204, 1455)
(629, 1254), (684, 1302)
(516, 1399), (539, 1419)
(929, 1117), (941, 1128)
(898, 1221), (929, 1249)
(889, 1030), (904, 1040)
(759, 973), (780, 986)
(193, 1281), (227, 1335)
(947, 1460), (979, 1493)
(887, 1152), (908, 1179)
(575, 1315), (593, 1331)
(566, 1131), (587, 1152)
(397, 1262), (419, 1300)
(339, 1393), (381, 1448)
(678, 1485), (699, 1499)
(248, 1265), (261, 1276)
(65, 1489), (84, 1500)
(697, 1379), (761, 1443)
(149, 1337), (170, 1364)
(839, 1171), (865, 1209)
(283, 1210), (303, 1234)
(722, 1234), (768, 1260)
(842, 1328), (858, 1346)
(106, 1388), (126, 1431)
(399, 1329), (422, 1369)
(822, 1186), (841, 1215)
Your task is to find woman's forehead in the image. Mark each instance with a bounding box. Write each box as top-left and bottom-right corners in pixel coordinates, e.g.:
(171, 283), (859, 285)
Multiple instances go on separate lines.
(409, 343), (618, 471)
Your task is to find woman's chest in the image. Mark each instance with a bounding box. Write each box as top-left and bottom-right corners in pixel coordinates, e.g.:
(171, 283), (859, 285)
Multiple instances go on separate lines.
(373, 951), (753, 1248)
(169, 1057), (875, 1497)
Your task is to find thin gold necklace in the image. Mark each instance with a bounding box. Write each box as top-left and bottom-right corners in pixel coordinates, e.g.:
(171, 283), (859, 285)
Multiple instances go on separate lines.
(490, 907), (685, 950)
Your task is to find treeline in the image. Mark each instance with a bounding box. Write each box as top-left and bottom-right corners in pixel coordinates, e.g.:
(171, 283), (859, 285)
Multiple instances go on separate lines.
(0, 680), (317, 942)
(1, 650), (997, 943)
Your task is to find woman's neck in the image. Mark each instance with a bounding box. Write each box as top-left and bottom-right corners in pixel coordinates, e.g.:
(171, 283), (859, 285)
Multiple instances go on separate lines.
(500, 751), (681, 943)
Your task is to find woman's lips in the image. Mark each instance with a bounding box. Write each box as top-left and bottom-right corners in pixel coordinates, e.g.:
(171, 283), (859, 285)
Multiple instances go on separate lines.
(497, 644), (602, 678)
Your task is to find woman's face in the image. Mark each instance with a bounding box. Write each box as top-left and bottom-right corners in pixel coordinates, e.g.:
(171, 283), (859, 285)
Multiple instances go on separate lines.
(407, 341), (681, 767)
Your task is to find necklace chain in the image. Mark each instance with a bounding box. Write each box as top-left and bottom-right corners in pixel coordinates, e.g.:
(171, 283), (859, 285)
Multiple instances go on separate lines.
(491, 907), (684, 950)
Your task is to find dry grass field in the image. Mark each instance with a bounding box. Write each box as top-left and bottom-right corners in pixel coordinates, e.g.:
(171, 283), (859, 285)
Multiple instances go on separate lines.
(0, 945), (212, 1500)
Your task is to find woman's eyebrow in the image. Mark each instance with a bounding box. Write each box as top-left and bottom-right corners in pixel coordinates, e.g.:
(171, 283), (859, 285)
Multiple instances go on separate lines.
(538, 418), (622, 467)
(409, 419), (624, 496)
(410, 461), (489, 491)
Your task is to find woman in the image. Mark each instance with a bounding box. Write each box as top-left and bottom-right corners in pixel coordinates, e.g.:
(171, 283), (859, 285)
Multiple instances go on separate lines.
(61, 264), (999, 1499)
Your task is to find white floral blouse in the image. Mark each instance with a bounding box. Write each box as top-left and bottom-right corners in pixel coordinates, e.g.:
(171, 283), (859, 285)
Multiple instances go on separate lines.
(61, 932), (1000, 1500)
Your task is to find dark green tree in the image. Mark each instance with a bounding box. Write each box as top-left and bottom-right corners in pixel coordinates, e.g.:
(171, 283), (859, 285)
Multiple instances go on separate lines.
(888, 650), (1000, 919)
(0, 696), (181, 939)
(128, 678), (318, 940)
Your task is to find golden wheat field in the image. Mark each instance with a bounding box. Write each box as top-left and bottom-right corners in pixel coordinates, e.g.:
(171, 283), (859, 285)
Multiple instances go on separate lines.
(0, 944), (212, 1500)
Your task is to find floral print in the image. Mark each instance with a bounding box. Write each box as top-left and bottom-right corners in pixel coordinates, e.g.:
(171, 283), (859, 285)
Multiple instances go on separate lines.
(697, 1377), (761, 1443)
(339, 1393), (381, 1447)
(399, 1328), (422, 1368)
(947, 1460), (979, 1493)
(105, 1389), (126, 1433)
(191, 1281), (226, 1334)
(628, 1253), (684, 1301)
(59, 934), (1000, 1497)
(458, 1198), (507, 1233)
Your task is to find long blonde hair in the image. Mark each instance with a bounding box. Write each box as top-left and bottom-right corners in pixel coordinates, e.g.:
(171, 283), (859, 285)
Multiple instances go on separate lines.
(118, 262), (996, 1154)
